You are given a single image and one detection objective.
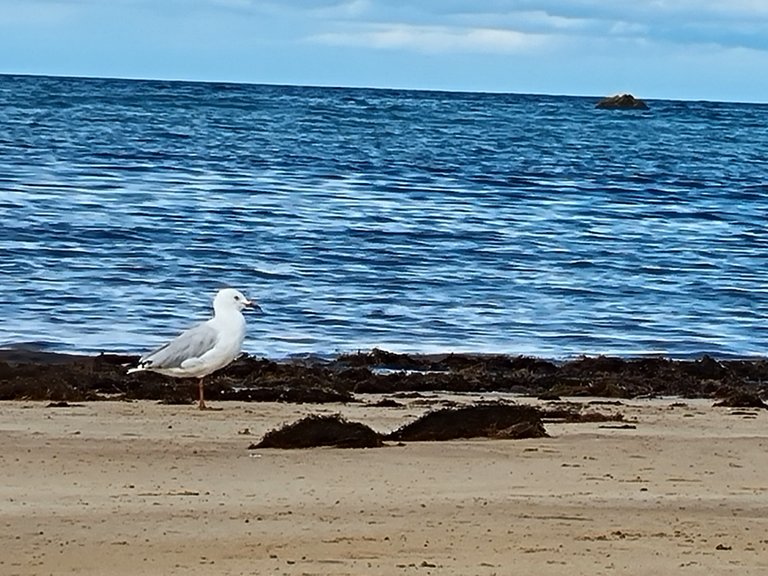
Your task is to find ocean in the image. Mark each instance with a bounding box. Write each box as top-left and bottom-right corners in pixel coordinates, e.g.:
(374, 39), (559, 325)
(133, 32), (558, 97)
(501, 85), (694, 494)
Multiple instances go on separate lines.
(2, 74), (767, 359)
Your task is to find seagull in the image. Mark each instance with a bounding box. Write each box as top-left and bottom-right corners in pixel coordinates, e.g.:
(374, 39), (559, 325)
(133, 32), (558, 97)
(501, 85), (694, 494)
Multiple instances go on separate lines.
(128, 288), (260, 409)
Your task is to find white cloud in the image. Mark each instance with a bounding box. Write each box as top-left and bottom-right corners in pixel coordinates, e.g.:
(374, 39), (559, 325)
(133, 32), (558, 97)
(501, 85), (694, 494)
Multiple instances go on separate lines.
(311, 23), (550, 54)
(294, 0), (768, 54)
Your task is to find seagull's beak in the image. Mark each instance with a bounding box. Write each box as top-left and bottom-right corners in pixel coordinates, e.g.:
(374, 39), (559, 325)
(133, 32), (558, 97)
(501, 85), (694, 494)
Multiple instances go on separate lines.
(244, 300), (263, 313)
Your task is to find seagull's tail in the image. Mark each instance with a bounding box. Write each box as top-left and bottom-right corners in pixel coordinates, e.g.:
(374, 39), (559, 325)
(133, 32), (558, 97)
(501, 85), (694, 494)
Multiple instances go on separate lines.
(127, 361), (150, 374)
(127, 358), (154, 374)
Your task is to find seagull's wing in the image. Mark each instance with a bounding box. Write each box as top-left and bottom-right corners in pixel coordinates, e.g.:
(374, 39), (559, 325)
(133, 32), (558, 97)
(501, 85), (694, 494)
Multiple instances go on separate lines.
(137, 321), (219, 371)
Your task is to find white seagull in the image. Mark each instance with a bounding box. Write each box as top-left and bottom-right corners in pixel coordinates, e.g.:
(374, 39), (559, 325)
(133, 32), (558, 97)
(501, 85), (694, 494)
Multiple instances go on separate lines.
(128, 288), (259, 409)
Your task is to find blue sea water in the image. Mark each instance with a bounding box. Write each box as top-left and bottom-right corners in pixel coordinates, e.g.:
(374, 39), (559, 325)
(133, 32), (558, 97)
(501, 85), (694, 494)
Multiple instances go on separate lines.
(1, 74), (768, 359)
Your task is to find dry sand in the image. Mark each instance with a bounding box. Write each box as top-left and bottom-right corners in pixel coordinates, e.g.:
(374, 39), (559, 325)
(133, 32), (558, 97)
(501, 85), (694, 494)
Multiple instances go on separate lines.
(1, 396), (766, 575)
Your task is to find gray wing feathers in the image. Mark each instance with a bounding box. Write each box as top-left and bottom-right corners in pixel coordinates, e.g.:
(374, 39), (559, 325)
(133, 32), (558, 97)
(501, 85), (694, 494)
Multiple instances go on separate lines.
(138, 322), (219, 370)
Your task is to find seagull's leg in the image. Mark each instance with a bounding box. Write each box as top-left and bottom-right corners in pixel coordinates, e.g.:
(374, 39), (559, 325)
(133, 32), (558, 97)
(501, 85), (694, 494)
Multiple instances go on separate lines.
(197, 377), (207, 410)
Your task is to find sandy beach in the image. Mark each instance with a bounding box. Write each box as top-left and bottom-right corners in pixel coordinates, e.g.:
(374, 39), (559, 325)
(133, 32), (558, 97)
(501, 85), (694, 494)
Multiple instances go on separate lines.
(1, 396), (766, 575)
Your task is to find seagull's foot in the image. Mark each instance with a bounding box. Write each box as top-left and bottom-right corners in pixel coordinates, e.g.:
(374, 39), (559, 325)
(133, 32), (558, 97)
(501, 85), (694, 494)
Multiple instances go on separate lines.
(197, 402), (222, 411)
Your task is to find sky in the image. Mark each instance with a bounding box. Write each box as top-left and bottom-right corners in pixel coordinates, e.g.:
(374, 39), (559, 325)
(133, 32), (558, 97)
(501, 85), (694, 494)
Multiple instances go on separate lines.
(1, 0), (767, 102)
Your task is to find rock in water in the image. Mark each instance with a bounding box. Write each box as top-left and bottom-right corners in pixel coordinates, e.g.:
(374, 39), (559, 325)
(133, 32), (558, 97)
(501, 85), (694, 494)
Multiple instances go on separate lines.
(596, 94), (649, 110)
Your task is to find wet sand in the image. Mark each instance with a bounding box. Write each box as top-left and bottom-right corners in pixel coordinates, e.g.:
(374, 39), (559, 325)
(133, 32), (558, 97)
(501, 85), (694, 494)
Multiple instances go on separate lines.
(1, 397), (766, 575)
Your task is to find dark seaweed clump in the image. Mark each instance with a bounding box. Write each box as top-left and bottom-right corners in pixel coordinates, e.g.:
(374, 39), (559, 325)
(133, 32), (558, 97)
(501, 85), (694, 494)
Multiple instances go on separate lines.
(713, 391), (767, 409)
(1, 348), (767, 402)
(251, 402), (548, 449)
(250, 415), (382, 449)
(385, 403), (547, 442)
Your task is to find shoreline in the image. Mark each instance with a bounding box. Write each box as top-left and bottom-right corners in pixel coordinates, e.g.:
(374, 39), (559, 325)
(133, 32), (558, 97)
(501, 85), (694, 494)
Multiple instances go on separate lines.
(2, 347), (768, 403)
(3, 342), (767, 363)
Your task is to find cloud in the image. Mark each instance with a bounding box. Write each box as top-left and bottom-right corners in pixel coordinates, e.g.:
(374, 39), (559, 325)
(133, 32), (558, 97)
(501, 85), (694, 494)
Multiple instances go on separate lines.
(300, 0), (768, 53)
(4, 0), (767, 53)
(311, 22), (551, 54)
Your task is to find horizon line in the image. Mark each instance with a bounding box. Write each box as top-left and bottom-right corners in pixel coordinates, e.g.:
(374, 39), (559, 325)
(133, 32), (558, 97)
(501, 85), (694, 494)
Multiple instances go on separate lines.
(1, 71), (766, 106)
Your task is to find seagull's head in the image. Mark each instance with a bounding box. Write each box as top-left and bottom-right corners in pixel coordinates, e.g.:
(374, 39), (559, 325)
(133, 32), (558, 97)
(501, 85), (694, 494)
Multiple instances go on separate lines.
(214, 288), (262, 314)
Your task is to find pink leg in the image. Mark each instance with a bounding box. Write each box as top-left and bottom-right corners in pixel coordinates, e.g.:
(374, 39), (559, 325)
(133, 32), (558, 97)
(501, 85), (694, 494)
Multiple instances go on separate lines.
(198, 377), (207, 410)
